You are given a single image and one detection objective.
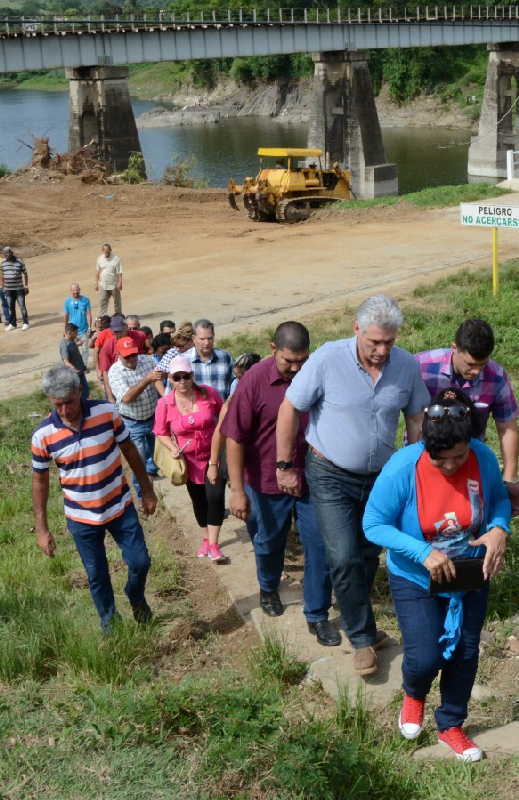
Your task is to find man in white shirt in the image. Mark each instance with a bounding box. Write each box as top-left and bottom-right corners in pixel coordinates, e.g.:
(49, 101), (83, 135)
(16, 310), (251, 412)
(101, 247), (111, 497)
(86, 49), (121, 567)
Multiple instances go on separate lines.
(96, 243), (123, 316)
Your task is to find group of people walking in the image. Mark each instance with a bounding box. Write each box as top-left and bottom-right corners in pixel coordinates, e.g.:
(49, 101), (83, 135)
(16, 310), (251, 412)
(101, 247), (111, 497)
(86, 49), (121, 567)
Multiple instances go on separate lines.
(32, 285), (517, 763)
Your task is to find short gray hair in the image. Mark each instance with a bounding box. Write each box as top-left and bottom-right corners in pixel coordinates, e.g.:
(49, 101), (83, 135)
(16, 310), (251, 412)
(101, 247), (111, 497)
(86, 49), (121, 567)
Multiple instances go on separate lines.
(356, 295), (403, 333)
(42, 365), (81, 398)
(194, 318), (214, 334)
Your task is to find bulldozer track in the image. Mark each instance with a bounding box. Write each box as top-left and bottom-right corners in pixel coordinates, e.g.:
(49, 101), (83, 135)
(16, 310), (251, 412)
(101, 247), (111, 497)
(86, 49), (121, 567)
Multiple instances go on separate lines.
(276, 195), (343, 223)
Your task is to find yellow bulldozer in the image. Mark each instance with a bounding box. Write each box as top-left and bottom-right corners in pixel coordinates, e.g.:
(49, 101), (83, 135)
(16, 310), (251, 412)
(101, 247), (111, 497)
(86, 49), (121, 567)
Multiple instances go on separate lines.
(227, 147), (353, 222)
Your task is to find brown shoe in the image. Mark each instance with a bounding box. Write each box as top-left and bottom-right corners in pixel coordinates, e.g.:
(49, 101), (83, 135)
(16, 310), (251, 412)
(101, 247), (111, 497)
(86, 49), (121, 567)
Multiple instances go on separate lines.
(353, 646), (378, 676)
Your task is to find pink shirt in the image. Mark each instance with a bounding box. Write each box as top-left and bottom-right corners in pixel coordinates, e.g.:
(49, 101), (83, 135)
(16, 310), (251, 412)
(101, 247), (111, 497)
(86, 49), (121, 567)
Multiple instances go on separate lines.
(153, 385), (223, 483)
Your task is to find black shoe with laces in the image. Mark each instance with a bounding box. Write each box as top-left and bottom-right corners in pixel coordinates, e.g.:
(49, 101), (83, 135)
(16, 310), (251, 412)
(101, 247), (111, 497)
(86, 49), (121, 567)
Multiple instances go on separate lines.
(259, 589), (284, 617)
(132, 601), (153, 624)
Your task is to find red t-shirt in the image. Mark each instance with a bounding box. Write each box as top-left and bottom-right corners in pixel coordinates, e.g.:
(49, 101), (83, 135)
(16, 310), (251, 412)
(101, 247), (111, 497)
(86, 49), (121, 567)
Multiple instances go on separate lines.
(98, 330), (147, 372)
(416, 449), (483, 556)
(95, 328), (112, 350)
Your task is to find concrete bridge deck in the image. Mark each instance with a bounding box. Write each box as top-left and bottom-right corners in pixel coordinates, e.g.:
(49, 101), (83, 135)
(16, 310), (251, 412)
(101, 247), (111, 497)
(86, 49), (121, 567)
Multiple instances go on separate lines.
(2, 7), (519, 72)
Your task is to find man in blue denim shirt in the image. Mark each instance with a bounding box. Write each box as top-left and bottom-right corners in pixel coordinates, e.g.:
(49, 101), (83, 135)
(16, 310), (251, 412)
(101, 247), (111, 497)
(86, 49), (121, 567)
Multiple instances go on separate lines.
(276, 295), (429, 676)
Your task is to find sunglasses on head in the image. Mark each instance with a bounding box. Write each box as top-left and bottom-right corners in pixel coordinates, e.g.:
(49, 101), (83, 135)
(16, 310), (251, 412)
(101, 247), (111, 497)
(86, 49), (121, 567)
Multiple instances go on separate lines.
(425, 404), (470, 420)
(171, 372), (192, 382)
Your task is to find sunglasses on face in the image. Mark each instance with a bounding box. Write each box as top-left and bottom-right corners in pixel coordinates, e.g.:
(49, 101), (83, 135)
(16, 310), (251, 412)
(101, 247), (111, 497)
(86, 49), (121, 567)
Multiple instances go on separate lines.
(425, 404), (470, 420)
(171, 372), (192, 382)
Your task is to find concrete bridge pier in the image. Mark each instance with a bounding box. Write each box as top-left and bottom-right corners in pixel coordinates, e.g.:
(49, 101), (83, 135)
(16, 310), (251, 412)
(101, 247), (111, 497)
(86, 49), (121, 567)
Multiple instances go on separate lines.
(66, 65), (142, 172)
(468, 44), (519, 178)
(308, 50), (398, 198)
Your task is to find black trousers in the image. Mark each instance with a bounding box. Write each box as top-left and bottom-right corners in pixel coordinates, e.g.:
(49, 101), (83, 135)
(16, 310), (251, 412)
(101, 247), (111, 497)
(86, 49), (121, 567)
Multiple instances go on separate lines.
(6, 289), (29, 326)
(186, 478), (226, 528)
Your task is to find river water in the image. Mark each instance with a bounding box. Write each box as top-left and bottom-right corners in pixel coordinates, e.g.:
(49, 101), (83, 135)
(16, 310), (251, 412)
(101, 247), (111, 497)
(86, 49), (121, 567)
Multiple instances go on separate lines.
(0, 88), (471, 192)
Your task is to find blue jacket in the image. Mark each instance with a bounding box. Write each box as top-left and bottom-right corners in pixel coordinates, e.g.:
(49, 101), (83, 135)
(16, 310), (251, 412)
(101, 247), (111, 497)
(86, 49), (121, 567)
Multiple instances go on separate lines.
(363, 439), (511, 591)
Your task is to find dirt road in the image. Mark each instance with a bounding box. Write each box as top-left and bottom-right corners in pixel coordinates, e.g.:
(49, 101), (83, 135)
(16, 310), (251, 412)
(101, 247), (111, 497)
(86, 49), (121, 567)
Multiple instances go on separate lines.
(0, 179), (516, 398)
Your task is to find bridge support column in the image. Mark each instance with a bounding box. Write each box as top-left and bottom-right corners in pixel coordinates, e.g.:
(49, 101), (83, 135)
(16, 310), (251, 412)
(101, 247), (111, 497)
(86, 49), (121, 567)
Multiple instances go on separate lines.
(308, 50), (398, 198)
(468, 44), (519, 178)
(66, 65), (142, 173)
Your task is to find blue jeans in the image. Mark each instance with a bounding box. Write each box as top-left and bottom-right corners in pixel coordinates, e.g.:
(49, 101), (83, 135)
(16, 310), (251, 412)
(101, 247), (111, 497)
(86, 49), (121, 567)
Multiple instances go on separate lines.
(5, 288), (29, 326)
(305, 449), (381, 647)
(66, 504), (151, 630)
(122, 416), (157, 497)
(79, 372), (90, 400)
(0, 289), (9, 322)
(246, 485), (332, 622)
(390, 573), (488, 731)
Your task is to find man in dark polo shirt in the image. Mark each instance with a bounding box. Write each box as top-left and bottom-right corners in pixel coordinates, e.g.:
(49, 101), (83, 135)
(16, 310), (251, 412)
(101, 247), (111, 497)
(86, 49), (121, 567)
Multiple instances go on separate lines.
(222, 321), (337, 646)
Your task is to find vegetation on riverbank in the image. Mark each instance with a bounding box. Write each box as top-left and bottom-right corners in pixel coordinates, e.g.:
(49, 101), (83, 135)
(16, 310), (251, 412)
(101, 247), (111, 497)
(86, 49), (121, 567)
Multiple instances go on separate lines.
(336, 183), (508, 211)
(2, 268), (519, 797)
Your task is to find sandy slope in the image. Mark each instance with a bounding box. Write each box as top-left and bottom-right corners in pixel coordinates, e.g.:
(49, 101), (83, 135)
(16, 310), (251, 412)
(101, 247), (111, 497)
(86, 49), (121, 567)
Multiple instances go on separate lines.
(0, 179), (515, 399)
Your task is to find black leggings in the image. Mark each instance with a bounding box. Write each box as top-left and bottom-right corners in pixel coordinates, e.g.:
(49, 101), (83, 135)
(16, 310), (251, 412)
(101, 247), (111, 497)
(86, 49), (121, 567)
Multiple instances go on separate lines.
(186, 478), (226, 528)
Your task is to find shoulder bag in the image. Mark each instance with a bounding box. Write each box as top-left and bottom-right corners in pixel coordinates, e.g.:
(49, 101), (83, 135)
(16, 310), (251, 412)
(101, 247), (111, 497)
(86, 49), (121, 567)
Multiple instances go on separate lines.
(154, 435), (188, 486)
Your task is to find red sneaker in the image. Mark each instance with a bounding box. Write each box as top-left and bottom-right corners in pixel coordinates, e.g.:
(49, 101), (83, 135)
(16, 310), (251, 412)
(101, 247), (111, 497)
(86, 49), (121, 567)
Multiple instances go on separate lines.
(398, 694), (425, 740)
(208, 543), (225, 562)
(438, 727), (483, 762)
(196, 538), (210, 558)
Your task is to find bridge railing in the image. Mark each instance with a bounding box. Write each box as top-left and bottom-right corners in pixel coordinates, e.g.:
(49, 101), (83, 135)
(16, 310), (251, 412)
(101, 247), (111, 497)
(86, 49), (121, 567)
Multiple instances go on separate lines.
(3, 7), (519, 37)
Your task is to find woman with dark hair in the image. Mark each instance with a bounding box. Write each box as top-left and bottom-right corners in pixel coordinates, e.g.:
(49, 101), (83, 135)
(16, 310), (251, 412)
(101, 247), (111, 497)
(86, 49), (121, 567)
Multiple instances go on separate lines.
(153, 355), (226, 562)
(363, 388), (510, 761)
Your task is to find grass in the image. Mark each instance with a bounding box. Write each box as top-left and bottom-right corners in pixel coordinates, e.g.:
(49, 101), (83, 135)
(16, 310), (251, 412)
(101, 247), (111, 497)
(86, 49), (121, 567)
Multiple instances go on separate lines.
(2, 268), (519, 796)
(336, 182), (508, 211)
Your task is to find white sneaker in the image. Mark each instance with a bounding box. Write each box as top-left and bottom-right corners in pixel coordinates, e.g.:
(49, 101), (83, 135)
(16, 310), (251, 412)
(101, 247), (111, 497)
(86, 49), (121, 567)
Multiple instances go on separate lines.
(5, 324), (15, 331)
(22, 323), (29, 330)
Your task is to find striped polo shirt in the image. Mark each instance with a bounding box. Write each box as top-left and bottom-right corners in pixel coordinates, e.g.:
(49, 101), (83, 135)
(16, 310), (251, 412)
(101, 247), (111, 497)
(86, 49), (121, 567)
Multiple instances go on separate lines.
(31, 399), (132, 525)
(1, 257), (27, 291)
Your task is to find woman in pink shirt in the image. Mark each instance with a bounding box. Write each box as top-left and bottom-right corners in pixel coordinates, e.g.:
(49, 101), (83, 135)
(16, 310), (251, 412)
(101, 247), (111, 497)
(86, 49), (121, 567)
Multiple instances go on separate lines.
(153, 356), (226, 561)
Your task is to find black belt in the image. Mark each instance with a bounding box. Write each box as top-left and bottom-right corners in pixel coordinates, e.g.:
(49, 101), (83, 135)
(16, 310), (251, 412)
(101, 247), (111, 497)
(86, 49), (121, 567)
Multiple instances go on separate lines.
(121, 414), (155, 423)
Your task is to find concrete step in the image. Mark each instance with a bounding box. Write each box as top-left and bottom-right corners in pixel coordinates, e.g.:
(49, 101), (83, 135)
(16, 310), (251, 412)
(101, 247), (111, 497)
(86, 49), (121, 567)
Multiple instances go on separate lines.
(413, 721), (519, 760)
(155, 477), (403, 706)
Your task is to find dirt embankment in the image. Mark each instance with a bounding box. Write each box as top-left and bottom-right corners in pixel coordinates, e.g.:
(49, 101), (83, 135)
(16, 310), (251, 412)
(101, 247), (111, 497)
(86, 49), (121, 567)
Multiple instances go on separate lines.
(137, 78), (474, 130)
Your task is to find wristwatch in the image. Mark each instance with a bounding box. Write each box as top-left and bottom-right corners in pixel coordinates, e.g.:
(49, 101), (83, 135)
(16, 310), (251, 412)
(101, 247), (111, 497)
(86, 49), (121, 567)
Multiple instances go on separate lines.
(276, 460), (293, 471)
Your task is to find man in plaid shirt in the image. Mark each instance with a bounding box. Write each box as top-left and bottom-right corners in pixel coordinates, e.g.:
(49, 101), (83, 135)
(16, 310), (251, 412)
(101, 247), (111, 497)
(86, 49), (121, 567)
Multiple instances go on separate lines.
(108, 337), (165, 500)
(158, 318), (234, 399)
(416, 318), (519, 491)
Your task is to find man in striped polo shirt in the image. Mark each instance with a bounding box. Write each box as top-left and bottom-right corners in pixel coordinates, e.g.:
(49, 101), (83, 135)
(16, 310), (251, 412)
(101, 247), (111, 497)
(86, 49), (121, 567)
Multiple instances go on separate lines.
(32, 365), (157, 631)
(0, 246), (29, 330)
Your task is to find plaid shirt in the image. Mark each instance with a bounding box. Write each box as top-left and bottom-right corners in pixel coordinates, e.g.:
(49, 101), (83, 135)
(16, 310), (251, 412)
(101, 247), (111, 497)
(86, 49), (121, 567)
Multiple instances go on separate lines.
(415, 348), (518, 427)
(107, 355), (159, 420)
(158, 346), (234, 400)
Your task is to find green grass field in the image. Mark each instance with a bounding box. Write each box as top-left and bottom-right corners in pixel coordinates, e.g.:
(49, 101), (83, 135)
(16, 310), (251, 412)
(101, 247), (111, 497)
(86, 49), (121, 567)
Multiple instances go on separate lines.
(1, 266), (519, 797)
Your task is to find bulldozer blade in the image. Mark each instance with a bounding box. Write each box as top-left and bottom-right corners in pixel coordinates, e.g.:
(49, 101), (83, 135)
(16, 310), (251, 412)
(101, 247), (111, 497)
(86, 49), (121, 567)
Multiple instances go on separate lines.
(228, 193), (239, 211)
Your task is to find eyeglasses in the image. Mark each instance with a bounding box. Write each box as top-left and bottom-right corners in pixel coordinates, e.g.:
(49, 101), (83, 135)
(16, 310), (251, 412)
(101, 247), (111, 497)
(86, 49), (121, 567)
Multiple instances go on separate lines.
(171, 373), (192, 382)
(425, 404), (470, 420)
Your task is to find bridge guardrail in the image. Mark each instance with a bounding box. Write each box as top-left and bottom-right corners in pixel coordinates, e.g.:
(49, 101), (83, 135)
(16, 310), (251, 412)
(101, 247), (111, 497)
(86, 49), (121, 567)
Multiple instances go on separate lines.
(3, 7), (519, 38)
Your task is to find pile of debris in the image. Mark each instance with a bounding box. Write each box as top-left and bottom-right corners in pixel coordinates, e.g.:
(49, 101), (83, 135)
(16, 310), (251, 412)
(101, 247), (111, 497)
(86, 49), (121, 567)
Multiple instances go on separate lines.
(3, 137), (112, 184)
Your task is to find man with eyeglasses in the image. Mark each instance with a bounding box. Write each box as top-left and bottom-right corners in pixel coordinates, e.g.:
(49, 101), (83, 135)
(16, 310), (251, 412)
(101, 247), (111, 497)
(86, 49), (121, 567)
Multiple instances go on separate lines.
(64, 282), (92, 367)
(276, 295), (429, 676)
(415, 318), (519, 495)
(107, 337), (164, 501)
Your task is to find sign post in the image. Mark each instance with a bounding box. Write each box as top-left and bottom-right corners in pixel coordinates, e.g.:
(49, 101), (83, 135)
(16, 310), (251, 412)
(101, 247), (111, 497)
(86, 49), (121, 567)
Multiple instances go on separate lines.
(460, 202), (519, 296)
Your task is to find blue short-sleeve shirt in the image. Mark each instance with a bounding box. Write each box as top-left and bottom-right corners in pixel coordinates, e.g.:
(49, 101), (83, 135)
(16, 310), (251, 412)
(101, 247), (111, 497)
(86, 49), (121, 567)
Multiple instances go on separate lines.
(64, 295), (91, 335)
(286, 337), (429, 474)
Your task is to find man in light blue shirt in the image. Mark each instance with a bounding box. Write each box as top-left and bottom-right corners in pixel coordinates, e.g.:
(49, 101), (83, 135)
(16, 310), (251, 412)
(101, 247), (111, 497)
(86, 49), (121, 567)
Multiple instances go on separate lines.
(276, 295), (429, 676)
(64, 282), (92, 367)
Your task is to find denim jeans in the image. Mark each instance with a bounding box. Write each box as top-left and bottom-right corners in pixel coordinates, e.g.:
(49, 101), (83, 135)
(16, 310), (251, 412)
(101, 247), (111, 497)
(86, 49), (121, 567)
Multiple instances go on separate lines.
(246, 485), (332, 622)
(389, 573), (488, 731)
(122, 415), (157, 497)
(0, 289), (9, 323)
(305, 449), (381, 647)
(79, 372), (90, 400)
(66, 504), (151, 630)
(6, 288), (29, 326)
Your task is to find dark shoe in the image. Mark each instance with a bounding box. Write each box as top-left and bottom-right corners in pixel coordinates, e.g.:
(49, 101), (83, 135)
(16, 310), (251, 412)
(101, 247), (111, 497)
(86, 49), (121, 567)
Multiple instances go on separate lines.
(260, 589), (284, 617)
(307, 619), (341, 647)
(132, 601), (153, 624)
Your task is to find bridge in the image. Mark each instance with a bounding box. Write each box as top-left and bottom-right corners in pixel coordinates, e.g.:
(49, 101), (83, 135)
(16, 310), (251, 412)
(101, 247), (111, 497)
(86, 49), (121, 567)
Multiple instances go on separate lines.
(2, 7), (519, 193)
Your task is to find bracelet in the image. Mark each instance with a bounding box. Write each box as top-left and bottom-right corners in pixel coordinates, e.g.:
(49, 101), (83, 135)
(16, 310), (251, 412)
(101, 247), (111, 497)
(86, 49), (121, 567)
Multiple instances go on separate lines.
(208, 462), (218, 467)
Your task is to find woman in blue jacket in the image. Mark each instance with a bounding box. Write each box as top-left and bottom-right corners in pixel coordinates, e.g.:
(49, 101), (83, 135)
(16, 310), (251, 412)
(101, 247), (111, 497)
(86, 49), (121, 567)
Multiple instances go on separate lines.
(363, 388), (510, 762)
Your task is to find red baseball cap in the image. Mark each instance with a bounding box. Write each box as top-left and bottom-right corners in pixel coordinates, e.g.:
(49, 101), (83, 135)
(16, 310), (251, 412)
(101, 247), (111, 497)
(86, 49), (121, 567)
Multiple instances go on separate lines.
(117, 336), (139, 356)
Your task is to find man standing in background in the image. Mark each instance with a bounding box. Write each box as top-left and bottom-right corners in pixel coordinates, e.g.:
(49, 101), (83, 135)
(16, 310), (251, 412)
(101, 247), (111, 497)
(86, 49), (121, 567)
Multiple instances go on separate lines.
(64, 282), (92, 367)
(1, 246), (29, 330)
(96, 243), (123, 316)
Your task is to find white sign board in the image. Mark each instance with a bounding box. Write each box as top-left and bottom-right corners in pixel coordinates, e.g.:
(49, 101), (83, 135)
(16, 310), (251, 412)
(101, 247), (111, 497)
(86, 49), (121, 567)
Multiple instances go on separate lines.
(460, 202), (519, 228)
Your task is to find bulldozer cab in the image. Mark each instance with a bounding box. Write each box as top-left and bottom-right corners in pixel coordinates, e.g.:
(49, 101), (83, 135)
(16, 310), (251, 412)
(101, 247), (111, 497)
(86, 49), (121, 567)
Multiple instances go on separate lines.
(257, 147), (325, 192)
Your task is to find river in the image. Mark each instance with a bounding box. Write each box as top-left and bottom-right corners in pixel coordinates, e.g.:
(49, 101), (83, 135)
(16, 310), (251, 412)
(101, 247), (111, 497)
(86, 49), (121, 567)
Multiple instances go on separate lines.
(0, 88), (471, 193)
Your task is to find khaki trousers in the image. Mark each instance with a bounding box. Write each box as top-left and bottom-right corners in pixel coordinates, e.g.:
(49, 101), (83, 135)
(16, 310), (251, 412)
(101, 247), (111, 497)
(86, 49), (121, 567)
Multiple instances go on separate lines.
(99, 287), (122, 316)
